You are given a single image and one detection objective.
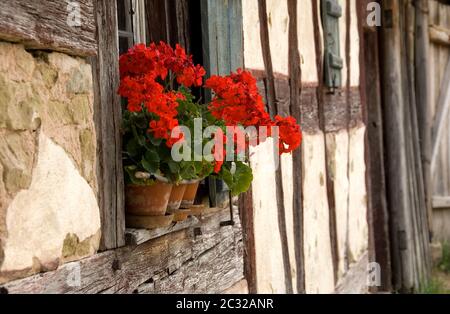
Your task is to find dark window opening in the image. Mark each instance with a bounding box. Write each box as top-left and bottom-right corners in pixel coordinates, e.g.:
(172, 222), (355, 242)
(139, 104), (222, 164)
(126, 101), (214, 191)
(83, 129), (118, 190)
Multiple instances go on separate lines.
(117, 0), (134, 55)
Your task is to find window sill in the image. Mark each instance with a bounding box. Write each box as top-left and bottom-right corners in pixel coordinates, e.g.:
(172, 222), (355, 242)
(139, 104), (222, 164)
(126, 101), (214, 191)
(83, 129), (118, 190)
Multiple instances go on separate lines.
(125, 216), (200, 246)
(124, 206), (231, 246)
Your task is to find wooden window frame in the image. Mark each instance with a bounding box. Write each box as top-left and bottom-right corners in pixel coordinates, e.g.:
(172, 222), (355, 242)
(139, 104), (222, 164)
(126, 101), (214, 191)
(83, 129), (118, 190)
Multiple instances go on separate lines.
(92, 0), (125, 250)
(92, 0), (246, 250)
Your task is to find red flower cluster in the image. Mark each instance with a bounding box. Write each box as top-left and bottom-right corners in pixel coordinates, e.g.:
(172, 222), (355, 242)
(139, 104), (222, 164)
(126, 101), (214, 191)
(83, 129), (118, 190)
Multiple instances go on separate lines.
(274, 116), (302, 154)
(118, 43), (205, 146)
(205, 69), (272, 128)
(205, 69), (302, 156)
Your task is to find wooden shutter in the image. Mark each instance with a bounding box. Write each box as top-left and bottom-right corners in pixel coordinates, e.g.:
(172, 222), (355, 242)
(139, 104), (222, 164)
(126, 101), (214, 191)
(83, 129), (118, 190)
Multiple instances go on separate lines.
(200, 0), (244, 207)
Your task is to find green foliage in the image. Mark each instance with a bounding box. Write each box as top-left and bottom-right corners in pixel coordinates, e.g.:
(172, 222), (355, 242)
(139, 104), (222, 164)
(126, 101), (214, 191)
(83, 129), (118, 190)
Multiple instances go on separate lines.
(217, 161), (253, 196)
(419, 277), (449, 294)
(439, 242), (450, 273)
(122, 88), (215, 185)
(122, 87), (254, 195)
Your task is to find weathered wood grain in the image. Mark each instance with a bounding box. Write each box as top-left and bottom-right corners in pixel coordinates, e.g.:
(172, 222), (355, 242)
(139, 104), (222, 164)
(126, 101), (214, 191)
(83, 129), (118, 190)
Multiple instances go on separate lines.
(0, 0), (96, 56)
(415, 0), (433, 238)
(239, 188), (257, 294)
(1, 208), (244, 294)
(287, 0), (305, 294)
(431, 59), (450, 174)
(125, 216), (200, 245)
(433, 197), (450, 209)
(381, 0), (431, 292)
(430, 24), (450, 46)
(405, 0), (430, 289)
(360, 7), (392, 292)
(90, 0), (125, 250)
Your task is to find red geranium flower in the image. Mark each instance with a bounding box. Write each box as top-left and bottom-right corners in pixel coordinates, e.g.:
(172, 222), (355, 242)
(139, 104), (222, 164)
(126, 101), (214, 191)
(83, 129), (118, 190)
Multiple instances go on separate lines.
(118, 42), (206, 144)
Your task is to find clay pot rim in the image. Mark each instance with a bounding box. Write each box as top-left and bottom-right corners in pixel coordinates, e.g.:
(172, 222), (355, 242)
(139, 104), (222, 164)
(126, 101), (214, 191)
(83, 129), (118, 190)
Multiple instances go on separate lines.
(127, 174), (172, 186)
(181, 177), (204, 185)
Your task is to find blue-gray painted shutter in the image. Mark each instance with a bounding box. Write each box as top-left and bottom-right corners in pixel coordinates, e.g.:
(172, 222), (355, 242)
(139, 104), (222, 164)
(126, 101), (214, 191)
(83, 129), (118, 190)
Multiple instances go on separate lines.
(200, 0), (244, 206)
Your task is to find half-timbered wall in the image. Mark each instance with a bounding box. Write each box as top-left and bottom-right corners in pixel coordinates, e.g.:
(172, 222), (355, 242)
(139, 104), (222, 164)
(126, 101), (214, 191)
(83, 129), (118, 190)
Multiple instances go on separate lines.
(242, 0), (368, 293)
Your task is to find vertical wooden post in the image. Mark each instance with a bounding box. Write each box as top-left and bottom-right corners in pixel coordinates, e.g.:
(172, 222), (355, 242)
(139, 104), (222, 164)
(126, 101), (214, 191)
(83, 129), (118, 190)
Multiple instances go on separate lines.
(358, 0), (392, 292)
(381, 0), (413, 291)
(257, 0), (293, 294)
(415, 0), (433, 237)
(287, 0), (305, 294)
(239, 188), (257, 293)
(91, 0), (125, 250)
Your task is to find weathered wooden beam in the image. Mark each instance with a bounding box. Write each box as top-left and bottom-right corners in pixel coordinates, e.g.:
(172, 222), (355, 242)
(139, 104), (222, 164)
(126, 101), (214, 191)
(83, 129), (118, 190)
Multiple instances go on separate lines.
(125, 216), (200, 245)
(1, 208), (244, 294)
(415, 0), (433, 239)
(430, 24), (450, 46)
(358, 0), (392, 293)
(381, 0), (414, 291)
(431, 59), (450, 175)
(239, 188), (257, 294)
(0, 0), (97, 56)
(287, 0), (305, 294)
(433, 196), (450, 209)
(90, 0), (125, 250)
(257, 0), (293, 294)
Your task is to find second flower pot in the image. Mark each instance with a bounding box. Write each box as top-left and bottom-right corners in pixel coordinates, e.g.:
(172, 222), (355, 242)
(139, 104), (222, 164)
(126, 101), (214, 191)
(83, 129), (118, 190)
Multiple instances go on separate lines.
(125, 180), (173, 216)
(167, 183), (187, 212)
(181, 180), (201, 208)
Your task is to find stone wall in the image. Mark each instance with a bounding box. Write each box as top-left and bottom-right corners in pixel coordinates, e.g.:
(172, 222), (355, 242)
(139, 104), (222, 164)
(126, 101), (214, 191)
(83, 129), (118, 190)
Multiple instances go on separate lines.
(0, 41), (101, 284)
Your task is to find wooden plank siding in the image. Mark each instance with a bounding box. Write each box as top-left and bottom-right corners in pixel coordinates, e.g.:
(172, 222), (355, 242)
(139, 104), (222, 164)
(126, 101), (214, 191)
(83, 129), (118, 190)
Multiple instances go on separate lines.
(380, 0), (431, 292)
(90, 0), (125, 250)
(0, 0), (97, 57)
(429, 0), (450, 243)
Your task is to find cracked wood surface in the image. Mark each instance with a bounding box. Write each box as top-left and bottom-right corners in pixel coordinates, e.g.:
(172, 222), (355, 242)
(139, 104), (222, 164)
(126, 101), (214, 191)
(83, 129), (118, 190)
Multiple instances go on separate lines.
(1, 207), (243, 294)
(0, 0), (97, 56)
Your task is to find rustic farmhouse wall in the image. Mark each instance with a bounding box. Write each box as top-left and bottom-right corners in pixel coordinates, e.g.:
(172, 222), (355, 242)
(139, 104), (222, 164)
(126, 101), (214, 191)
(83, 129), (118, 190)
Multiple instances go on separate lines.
(0, 41), (100, 284)
(243, 0), (368, 293)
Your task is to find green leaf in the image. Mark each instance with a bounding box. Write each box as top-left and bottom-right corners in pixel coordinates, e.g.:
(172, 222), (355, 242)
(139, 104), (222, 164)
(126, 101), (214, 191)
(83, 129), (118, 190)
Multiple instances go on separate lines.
(218, 162), (253, 196)
(141, 158), (159, 174)
(131, 124), (146, 147)
(126, 137), (141, 157)
(231, 162), (253, 196)
(145, 150), (160, 163)
(167, 160), (180, 174)
(148, 134), (163, 146)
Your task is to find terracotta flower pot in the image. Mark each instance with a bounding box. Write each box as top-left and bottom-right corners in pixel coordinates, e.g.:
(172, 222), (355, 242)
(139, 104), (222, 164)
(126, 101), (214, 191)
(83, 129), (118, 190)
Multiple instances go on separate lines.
(167, 183), (187, 212)
(125, 181), (173, 216)
(181, 180), (200, 208)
